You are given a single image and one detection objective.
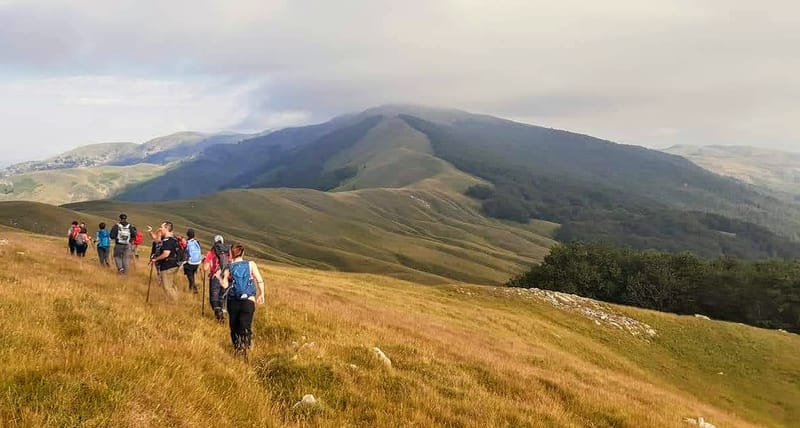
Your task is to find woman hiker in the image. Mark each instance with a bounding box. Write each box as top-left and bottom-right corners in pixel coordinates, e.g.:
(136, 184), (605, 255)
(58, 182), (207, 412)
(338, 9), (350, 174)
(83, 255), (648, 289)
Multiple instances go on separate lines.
(219, 242), (265, 357)
(96, 222), (111, 267)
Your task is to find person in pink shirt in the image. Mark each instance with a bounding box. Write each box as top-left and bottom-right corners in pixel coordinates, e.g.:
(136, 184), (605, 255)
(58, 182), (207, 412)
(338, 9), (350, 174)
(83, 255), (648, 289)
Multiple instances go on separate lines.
(203, 235), (230, 322)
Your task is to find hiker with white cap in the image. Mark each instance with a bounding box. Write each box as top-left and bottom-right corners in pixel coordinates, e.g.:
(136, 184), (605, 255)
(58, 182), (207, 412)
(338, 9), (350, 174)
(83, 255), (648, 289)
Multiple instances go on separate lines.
(203, 234), (231, 322)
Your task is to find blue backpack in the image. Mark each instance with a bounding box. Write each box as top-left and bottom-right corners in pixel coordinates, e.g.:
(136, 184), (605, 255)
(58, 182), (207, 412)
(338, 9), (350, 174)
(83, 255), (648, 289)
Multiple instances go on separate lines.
(96, 229), (111, 248)
(187, 239), (202, 264)
(227, 260), (256, 300)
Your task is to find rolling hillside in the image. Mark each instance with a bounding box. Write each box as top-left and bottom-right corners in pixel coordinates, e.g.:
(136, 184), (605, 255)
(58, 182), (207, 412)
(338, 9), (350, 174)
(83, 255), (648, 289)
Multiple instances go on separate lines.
(0, 132), (254, 205)
(1, 186), (557, 285)
(1, 228), (797, 427)
(118, 105), (800, 259)
(665, 145), (800, 199)
(0, 164), (167, 205)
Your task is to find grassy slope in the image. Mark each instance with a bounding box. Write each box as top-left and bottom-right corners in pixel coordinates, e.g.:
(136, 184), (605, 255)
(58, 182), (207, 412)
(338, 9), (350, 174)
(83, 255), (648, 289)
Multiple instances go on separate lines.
(1, 230), (797, 427)
(0, 164), (167, 205)
(68, 188), (553, 285)
(0, 185), (554, 285)
(665, 145), (800, 198)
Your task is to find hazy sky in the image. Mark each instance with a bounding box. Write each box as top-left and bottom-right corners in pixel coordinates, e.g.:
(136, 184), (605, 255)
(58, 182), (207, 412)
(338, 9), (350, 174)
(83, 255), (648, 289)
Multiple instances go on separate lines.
(1, 0), (798, 161)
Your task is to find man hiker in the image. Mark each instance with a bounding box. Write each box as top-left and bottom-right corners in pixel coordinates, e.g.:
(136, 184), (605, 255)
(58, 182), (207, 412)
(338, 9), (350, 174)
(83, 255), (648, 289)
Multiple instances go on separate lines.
(219, 242), (265, 356)
(110, 213), (137, 274)
(203, 235), (230, 322)
(149, 221), (180, 301)
(67, 221), (80, 255)
(96, 222), (111, 267)
(183, 229), (202, 293)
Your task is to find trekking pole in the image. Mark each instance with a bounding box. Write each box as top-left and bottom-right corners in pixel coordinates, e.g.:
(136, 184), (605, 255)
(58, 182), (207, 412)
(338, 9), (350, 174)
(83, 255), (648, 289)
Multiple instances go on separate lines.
(201, 269), (206, 316)
(146, 262), (154, 303)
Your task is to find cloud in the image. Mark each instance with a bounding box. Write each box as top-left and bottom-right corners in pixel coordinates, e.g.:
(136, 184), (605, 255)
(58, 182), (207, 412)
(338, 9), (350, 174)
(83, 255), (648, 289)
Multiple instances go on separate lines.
(0, 0), (799, 156)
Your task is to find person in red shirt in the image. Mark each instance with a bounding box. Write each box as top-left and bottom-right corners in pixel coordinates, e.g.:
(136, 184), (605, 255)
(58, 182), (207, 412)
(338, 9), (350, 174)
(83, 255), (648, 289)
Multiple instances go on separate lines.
(203, 234), (230, 322)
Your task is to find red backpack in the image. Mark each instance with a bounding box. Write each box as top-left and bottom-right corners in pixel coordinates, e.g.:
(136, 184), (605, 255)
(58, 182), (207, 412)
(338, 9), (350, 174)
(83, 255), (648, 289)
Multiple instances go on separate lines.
(70, 225), (81, 240)
(132, 230), (144, 245)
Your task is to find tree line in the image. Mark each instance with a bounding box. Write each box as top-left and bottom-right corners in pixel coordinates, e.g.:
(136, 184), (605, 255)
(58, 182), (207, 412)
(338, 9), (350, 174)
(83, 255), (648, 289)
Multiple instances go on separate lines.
(509, 242), (800, 333)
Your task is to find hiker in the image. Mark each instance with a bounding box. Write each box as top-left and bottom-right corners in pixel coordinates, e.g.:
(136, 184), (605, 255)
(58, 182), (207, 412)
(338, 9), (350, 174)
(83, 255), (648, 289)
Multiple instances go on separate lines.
(148, 225), (164, 285)
(67, 221), (80, 255)
(110, 213), (137, 274)
(183, 229), (202, 293)
(131, 228), (144, 260)
(149, 221), (180, 301)
(203, 235), (230, 322)
(75, 225), (90, 257)
(96, 222), (111, 267)
(219, 242), (265, 355)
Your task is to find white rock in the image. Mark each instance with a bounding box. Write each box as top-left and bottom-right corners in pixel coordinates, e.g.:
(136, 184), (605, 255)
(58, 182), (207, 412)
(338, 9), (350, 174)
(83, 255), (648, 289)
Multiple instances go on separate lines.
(299, 342), (316, 352)
(373, 347), (392, 368)
(347, 364), (359, 370)
(683, 416), (715, 428)
(694, 314), (711, 320)
(292, 394), (317, 408)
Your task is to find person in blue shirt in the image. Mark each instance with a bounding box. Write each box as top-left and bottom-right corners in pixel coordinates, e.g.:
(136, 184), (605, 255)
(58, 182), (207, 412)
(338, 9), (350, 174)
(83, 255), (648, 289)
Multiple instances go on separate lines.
(96, 222), (111, 267)
(183, 228), (203, 293)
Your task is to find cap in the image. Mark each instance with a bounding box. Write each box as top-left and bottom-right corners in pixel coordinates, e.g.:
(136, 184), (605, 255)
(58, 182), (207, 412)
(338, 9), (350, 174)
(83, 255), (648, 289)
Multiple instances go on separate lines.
(213, 235), (224, 244)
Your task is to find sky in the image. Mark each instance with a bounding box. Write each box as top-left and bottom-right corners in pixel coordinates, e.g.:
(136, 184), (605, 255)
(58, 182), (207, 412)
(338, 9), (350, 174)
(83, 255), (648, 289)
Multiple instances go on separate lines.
(1, 0), (798, 162)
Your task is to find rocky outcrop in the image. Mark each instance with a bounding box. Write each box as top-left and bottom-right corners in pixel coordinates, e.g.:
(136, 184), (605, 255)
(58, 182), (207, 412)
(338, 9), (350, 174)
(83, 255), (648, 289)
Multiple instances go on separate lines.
(473, 287), (658, 338)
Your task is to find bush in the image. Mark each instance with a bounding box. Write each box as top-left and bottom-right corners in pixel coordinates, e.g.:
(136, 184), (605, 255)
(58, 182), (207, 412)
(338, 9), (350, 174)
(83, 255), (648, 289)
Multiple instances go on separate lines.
(510, 242), (800, 333)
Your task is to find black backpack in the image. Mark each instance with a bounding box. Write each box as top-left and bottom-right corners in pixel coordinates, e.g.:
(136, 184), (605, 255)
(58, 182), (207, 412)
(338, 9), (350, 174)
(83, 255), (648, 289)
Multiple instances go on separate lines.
(213, 242), (231, 273)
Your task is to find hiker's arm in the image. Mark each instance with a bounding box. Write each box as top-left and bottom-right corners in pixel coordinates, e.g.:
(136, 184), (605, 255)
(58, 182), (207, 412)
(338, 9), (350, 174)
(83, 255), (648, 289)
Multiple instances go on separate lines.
(146, 225), (159, 241)
(251, 261), (265, 304)
(220, 270), (230, 289)
(150, 249), (171, 263)
(109, 225), (118, 240)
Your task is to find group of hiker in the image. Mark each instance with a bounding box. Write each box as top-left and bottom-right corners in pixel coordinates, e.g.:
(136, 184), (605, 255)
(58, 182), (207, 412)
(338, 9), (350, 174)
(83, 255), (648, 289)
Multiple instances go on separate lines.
(67, 213), (266, 356)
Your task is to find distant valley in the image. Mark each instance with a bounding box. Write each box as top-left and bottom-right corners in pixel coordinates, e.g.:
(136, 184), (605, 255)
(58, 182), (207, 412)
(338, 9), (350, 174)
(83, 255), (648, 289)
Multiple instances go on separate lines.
(665, 144), (800, 199)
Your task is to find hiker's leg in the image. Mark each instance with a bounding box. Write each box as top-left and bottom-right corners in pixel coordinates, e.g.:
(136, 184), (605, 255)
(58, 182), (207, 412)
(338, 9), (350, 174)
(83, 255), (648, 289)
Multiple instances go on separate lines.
(120, 246), (130, 273)
(69, 239), (76, 255)
(239, 300), (255, 351)
(113, 246), (123, 271)
(160, 267), (179, 301)
(210, 276), (223, 317)
(228, 299), (240, 348)
(184, 264), (197, 291)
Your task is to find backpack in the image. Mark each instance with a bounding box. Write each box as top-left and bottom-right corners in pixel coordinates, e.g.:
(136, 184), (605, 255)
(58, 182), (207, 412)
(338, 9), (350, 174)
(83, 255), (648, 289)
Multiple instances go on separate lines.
(174, 236), (187, 264)
(75, 233), (85, 246)
(70, 225), (80, 240)
(212, 242), (231, 274)
(187, 239), (202, 264)
(117, 223), (131, 245)
(132, 230), (144, 246)
(228, 260), (256, 300)
(96, 229), (110, 248)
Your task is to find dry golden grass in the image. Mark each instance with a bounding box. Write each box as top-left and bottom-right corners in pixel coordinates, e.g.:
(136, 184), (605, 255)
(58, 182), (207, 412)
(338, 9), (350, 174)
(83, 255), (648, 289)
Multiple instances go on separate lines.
(1, 229), (797, 427)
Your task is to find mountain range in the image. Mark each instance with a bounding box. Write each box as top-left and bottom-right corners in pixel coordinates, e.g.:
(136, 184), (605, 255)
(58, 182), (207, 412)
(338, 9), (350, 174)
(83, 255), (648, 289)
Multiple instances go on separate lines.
(0, 131), (254, 205)
(2, 105), (800, 270)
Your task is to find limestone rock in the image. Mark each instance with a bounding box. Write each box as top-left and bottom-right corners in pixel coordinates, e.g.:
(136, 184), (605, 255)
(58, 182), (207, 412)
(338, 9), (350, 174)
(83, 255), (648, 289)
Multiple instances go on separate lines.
(293, 394), (317, 408)
(373, 347), (392, 368)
